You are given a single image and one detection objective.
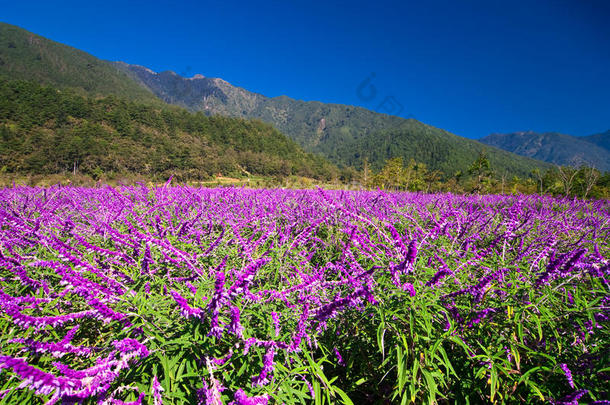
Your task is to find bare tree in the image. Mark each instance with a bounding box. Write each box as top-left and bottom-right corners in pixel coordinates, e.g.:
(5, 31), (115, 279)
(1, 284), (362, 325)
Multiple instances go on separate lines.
(581, 166), (599, 198)
(236, 164), (251, 184)
(500, 170), (509, 194)
(361, 158), (371, 189)
(557, 165), (578, 196)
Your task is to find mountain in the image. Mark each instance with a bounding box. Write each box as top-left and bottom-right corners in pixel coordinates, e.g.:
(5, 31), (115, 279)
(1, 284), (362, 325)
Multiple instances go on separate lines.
(0, 22), (552, 180)
(582, 130), (610, 152)
(114, 63), (551, 178)
(0, 79), (338, 181)
(0, 22), (159, 103)
(480, 131), (610, 172)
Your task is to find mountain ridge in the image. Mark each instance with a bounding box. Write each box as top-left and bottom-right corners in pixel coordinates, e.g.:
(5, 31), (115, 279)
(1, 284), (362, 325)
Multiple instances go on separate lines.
(0, 22), (161, 103)
(480, 131), (610, 172)
(0, 22), (565, 180)
(114, 61), (552, 178)
(582, 130), (610, 152)
(0, 22), (340, 182)
(0, 78), (338, 181)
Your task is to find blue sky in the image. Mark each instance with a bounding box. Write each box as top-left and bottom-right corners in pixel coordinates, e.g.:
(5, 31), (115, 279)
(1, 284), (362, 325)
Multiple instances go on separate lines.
(2, 0), (609, 138)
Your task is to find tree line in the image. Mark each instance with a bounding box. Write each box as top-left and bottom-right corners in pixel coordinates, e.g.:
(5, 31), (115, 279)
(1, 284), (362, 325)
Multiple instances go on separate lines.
(362, 153), (609, 199)
(0, 78), (607, 198)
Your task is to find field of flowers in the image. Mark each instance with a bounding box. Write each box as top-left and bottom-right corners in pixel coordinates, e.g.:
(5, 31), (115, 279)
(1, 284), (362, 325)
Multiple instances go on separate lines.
(0, 185), (608, 404)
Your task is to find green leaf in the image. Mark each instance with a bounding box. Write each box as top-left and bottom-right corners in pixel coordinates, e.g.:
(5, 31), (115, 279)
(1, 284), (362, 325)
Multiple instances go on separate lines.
(332, 386), (354, 405)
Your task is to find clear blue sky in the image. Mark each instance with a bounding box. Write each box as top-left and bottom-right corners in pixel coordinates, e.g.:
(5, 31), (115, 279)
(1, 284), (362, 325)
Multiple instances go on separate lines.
(3, 0), (609, 138)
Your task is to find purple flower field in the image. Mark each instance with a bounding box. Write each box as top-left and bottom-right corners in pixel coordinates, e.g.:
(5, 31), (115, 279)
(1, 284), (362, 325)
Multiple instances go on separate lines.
(0, 186), (608, 404)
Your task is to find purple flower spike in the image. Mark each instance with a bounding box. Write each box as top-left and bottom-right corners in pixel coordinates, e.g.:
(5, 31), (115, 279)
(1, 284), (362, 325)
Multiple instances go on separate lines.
(403, 282), (416, 296)
(234, 388), (270, 405)
(252, 347), (276, 387)
(271, 312), (281, 337)
(553, 389), (588, 405)
(426, 269), (452, 287)
(0, 355), (82, 398)
(406, 240), (418, 265)
(228, 306), (244, 337)
(334, 348), (345, 366)
(170, 290), (202, 319)
(560, 363), (575, 388)
(208, 271), (228, 338)
(200, 376), (224, 405)
(152, 375), (164, 405)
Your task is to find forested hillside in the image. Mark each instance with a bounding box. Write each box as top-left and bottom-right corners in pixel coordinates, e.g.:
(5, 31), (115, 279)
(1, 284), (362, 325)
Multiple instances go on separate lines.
(0, 23), (554, 181)
(117, 63), (552, 178)
(0, 79), (338, 181)
(0, 22), (160, 103)
(480, 131), (610, 172)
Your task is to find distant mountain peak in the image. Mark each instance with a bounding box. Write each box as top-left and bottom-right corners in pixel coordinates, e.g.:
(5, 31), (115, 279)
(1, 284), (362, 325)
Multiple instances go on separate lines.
(0, 22), (552, 179)
(114, 62), (158, 76)
(211, 77), (230, 85)
(112, 61), (551, 177)
(480, 131), (610, 171)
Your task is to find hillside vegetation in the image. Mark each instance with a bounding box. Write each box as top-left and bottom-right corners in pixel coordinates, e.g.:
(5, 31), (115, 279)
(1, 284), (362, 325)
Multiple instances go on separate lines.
(117, 63), (552, 178)
(480, 131), (610, 172)
(583, 130), (610, 151)
(0, 22), (160, 103)
(0, 79), (338, 182)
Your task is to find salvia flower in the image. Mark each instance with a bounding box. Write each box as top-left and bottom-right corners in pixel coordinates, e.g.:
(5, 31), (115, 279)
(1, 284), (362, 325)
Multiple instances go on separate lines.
(271, 312), (281, 337)
(426, 269), (452, 288)
(208, 271), (227, 338)
(252, 347), (275, 387)
(403, 282), (416, 296)
(467, 308), (496, 327)
(200, 374), (224, 405)
(406, 240), (418, 266)
(170, 290), (202, 319)
(8, 337), (94, 358)
(152, 375), (164, 405)
(560, 363), (575, 388)
(233, 388), (270, 405)
(62, 325), (80, 344)
(290, 305), (309, 352)
(0, 354), (81, 398)
(334, 348), (345, 366)
(228, 306), (244, 337)
(552, 389), (588, 405)
(88, 298), (132, 327)
(3, 304), (95, 329)
(211, 351), (233, 366)
(230, 257), (271, 297)
(315, 287), (371, 323)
